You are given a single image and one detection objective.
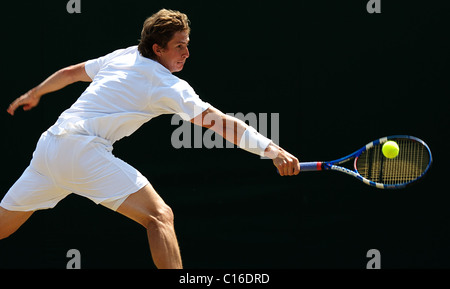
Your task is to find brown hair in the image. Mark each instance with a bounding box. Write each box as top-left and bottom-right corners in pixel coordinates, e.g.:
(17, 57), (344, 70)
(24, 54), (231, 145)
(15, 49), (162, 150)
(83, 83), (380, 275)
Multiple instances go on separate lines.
(138, 9), (191, 60)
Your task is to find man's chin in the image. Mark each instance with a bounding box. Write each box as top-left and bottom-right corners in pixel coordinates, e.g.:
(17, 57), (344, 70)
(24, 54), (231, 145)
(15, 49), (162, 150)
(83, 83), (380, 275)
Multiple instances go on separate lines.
(172, 64), (185, 73)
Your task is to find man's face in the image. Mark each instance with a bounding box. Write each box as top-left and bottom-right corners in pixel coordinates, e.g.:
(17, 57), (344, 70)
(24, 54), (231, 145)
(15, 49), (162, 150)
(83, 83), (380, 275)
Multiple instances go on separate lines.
(155, 31), (190, 73)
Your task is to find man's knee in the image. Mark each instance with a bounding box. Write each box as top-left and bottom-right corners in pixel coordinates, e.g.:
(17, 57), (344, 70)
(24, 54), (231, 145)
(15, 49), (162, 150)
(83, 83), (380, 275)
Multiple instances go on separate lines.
(0, 207), (33, 240)
(144, 204), (175, 231)
(0, 229), (12, 240)
(0, 219), (13, 240)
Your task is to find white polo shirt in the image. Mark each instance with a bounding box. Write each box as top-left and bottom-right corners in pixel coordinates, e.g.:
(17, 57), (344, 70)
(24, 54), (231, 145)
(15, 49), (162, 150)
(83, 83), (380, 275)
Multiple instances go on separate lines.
(48, 45), (211, 144)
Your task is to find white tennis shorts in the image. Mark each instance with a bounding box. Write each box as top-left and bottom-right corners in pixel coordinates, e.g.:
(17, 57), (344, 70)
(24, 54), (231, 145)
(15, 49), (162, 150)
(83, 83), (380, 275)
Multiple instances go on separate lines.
(0, 132), (149, 212)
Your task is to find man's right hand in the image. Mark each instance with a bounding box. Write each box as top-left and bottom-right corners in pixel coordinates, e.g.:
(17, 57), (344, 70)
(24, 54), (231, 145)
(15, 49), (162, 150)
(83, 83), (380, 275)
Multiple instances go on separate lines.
(264, 143), (300, 176)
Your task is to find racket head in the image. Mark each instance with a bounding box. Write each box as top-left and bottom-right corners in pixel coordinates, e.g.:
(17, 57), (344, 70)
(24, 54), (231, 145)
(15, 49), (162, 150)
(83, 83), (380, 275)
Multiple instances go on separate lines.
(353, 135), (432, 189)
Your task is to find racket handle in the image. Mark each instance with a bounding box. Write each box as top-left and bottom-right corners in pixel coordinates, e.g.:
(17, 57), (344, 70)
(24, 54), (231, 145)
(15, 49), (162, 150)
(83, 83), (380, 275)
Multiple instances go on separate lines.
(277, 162), (322, 174)
(300, 162), (322, 172)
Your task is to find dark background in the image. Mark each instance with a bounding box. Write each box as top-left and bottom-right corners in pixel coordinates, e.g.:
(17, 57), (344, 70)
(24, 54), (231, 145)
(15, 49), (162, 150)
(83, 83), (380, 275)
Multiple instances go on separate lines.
(0, 0), (448, 269)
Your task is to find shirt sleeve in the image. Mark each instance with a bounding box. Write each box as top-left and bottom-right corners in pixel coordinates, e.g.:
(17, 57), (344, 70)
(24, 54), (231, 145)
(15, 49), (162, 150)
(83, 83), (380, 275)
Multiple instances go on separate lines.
(151, 79), (211, 121)
(84, 46), (137, 80)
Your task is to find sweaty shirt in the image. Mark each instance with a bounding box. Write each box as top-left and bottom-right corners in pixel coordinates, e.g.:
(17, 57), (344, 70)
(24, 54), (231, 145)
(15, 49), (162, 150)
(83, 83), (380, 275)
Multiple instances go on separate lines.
(48, 46), (211, 144)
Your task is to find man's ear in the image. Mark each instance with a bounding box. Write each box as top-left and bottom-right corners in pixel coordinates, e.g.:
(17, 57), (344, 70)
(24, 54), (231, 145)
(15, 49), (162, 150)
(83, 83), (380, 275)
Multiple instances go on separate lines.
(152, 43), (164, 57)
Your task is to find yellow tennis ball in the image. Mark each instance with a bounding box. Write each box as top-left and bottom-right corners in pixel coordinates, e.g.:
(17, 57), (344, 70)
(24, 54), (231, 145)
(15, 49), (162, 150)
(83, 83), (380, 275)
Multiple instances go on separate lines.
(382, 141), (399, 159)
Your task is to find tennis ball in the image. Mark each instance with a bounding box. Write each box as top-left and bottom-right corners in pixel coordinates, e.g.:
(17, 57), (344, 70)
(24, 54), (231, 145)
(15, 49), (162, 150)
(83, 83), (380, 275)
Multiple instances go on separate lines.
(382, 141), (399, 159)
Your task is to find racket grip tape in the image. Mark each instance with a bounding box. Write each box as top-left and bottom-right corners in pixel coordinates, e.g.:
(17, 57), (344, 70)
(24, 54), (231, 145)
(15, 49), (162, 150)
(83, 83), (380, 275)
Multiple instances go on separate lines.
(276, 162), (322, 174)
(300, 162), (322, 172)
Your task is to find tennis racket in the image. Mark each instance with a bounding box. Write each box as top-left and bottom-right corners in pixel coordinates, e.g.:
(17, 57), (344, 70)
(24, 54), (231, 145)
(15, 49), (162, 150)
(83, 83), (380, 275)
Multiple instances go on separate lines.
(291, 135), (432, 189)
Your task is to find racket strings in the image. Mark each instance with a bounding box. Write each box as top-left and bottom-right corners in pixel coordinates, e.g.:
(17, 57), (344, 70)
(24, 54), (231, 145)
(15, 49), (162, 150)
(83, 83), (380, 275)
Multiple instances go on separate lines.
(356, 139), (430, 185)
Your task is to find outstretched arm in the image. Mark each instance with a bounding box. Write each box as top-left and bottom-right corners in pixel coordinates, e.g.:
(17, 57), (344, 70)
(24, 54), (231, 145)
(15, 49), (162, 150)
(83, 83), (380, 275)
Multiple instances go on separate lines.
(191, 106), (300, 176)
(7, 62), (91, 116)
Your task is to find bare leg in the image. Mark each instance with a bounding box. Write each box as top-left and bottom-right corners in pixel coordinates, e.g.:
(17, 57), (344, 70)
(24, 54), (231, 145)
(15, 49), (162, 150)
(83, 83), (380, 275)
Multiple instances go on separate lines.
(116, 184), (182, 269)
(0, 206), (34, 240)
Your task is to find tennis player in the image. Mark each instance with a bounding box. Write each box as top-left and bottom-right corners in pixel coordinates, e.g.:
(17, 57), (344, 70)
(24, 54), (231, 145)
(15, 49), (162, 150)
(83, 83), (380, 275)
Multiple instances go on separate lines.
(0, 9), (300, 269)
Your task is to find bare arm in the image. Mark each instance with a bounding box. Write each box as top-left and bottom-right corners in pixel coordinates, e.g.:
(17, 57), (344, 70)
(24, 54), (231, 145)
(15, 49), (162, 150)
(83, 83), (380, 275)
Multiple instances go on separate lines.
(191, 107), (300, 176)
(7, 62), (91, 116)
